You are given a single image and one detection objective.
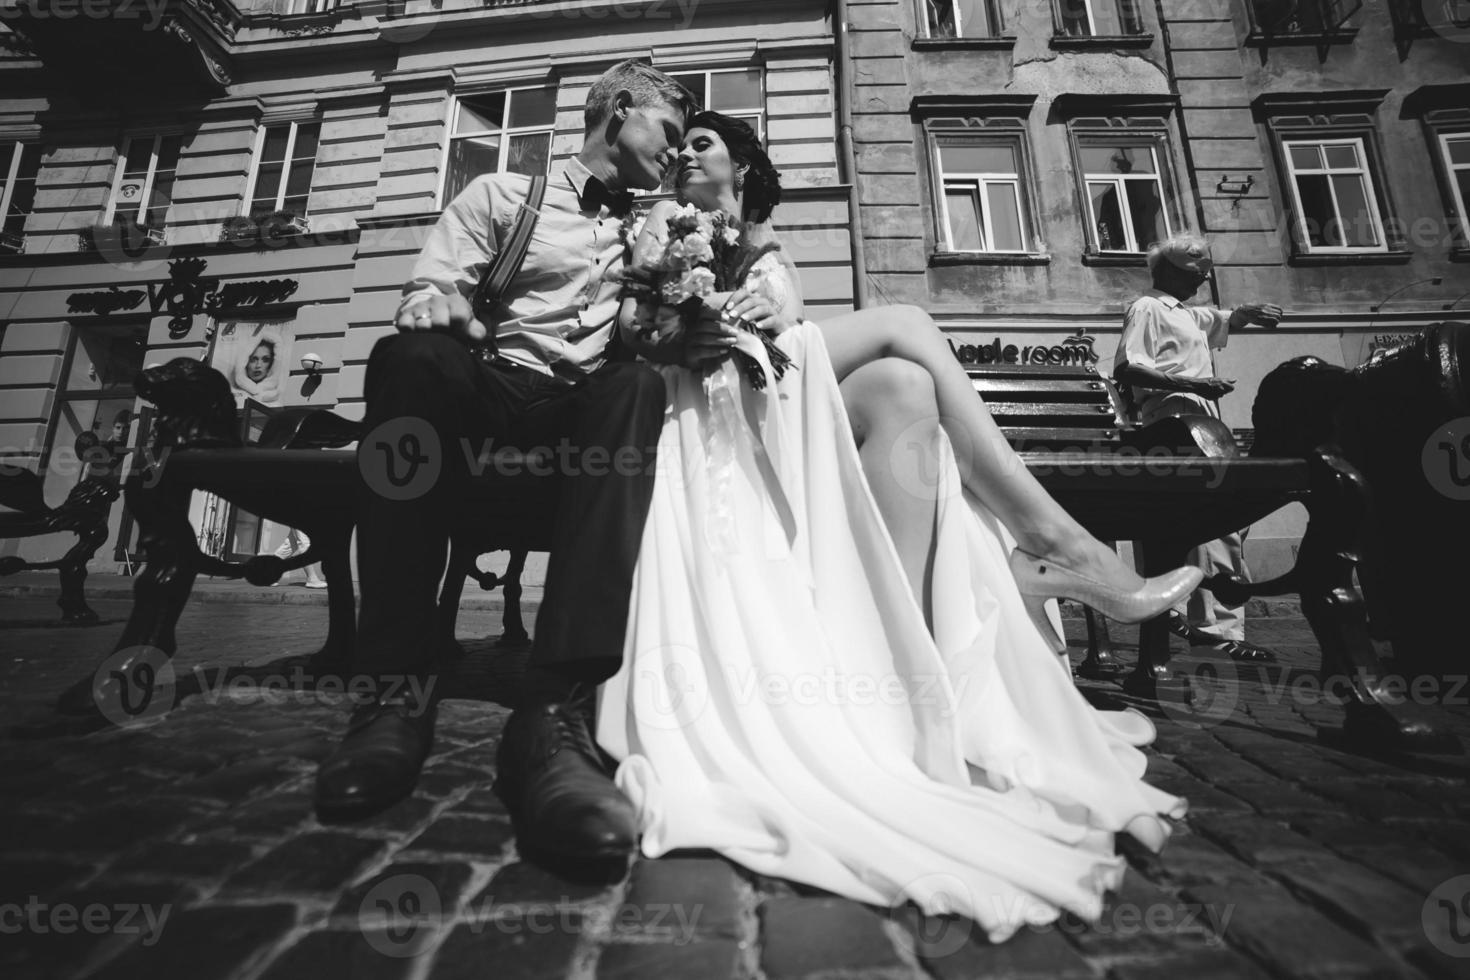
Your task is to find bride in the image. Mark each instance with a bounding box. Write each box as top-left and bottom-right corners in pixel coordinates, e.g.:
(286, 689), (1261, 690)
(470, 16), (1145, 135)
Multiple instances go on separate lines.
(596, 111), (1197, 941)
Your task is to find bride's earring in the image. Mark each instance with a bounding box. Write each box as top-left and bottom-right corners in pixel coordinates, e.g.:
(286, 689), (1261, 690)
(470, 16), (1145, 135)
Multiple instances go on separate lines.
(734, 167), (746, 192)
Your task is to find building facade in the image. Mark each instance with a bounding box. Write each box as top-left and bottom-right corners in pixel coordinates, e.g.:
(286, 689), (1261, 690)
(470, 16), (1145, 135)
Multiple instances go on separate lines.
(841, 0), (1470, 573)
(0, 0), (845, 570)
(0, 0), (1466, 578)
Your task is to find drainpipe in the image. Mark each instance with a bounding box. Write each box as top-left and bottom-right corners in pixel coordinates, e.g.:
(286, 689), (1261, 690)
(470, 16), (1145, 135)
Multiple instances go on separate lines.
(833, 0), (870, 309)
(1152, 0), (1220, 308)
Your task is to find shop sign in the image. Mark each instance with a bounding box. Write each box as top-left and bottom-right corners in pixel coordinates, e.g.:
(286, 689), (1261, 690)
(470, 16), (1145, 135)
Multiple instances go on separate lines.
(66, 258), (299, 339)
(949, 329), (1100, 367)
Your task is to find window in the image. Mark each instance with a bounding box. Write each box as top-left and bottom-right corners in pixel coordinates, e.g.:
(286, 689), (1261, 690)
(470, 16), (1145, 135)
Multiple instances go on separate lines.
(245, 121), (319, 219)
(671, 68), (765, 142)
(1054, 0), (1145, 36)
(1281, 138), (1386, 252)
(280, 0), (337, 12)
(106, 134), (183, 231)
(1248, 0), (1361, 36)
(1437, 132), (1470, 248)
(935, 140), (1031, 252)
(923, 0), (1003, 37)
(441, 86), (557, 206)
(0, 142), (40, 254)
(1077, 141), (1171, 253)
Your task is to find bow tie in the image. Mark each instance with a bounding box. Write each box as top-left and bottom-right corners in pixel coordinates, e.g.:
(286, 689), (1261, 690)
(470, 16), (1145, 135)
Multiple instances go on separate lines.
(579, 177), (634, 217)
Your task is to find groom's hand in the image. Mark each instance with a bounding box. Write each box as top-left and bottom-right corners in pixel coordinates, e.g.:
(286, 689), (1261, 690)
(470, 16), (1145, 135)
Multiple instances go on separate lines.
(396, 293), (489, 344)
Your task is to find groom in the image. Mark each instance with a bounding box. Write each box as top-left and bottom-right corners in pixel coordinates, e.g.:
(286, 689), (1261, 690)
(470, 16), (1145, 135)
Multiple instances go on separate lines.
(314, 62), (697, 869)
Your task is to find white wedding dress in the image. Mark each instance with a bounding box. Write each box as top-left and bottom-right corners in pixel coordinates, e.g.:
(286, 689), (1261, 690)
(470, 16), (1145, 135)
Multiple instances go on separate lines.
(595, 256), (1185, 942)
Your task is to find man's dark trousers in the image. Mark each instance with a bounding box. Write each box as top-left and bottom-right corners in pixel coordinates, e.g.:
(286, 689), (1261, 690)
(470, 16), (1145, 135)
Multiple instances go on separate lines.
(353, 330), (666, 690)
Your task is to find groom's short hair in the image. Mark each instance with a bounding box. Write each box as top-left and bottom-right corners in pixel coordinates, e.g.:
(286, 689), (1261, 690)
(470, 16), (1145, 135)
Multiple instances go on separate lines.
(584, 60), (698, 133)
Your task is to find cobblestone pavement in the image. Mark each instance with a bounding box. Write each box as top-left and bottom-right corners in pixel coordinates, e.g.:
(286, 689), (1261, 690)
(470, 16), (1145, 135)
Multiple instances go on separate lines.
(3, 587), (1470, 980)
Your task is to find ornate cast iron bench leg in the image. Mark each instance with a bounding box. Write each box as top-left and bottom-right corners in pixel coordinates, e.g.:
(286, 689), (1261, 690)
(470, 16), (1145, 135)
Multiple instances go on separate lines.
(56, 470), (198, 719)
(1206, 449), (1459, 754)
(1077, 607), (1126, 679)
(498, 549), (530, 647)
(0, 475), (119, 626)
(1122, 537), (1190, 701)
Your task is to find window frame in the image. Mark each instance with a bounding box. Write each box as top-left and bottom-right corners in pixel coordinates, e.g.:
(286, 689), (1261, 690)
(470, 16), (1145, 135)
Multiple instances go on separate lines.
(1431, 125), (1470, 255)
(669, 67), (767, 144)
(931, 134), (1034, 254)
(103, 132), (184, 232)
(437, 84), (559, 209)
(920, 0), (1005, 38)
(242, 119), (321, 220)
(1243, 0), (1362, 44)
(1279, 136), (1388, 254)
(0, 141), (41, 253)
(1069, 131), (1179, 256)
(1051, 0), (1149, 39)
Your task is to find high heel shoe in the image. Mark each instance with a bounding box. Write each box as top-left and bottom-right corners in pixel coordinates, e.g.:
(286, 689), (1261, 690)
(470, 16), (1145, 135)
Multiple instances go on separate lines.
(1009, 548), (1203, 632)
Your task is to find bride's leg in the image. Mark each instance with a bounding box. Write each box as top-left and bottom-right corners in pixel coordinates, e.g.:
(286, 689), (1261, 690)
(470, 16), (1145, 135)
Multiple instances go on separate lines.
(839, 358), (940, 626)
(818, 306), (1146, 591)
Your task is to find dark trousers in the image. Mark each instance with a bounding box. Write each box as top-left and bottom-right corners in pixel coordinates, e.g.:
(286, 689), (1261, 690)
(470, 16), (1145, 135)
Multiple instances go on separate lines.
(354, 331), (665, 692)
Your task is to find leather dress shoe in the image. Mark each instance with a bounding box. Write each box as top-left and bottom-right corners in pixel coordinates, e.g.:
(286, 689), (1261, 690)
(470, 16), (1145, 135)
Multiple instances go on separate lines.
(315, 695), (437, 822)
(493, 698), (637, 872)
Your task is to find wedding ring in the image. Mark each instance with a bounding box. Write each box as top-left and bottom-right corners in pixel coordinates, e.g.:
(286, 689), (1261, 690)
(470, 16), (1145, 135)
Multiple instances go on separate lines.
(413, 309), (431, 325)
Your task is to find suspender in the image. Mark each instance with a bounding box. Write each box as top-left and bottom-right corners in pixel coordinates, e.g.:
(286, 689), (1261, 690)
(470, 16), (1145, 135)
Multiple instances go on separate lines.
(470, 174), (547, 357)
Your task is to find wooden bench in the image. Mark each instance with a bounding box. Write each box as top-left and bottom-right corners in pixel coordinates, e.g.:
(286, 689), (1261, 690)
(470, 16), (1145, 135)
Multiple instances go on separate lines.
(56, 351), (1456, 753)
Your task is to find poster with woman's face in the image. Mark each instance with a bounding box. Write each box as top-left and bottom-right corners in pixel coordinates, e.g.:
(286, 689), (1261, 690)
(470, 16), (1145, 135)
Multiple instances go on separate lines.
(208, 319), (293, 408)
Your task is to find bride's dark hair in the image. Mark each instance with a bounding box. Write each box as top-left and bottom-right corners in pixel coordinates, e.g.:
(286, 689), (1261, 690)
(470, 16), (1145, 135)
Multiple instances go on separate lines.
(687, 110), (782, 224)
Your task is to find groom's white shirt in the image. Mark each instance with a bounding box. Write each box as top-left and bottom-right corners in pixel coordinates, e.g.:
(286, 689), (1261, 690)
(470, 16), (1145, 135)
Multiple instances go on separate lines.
(397, 157), (630, 382)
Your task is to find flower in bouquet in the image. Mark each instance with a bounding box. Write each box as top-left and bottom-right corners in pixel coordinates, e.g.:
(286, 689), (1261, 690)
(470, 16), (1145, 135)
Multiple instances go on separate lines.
(637, 204), (793, 390)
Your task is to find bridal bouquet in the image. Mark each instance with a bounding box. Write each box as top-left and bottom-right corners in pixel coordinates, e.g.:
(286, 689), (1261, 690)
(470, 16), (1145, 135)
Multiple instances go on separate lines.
(630, 204), (792, 390)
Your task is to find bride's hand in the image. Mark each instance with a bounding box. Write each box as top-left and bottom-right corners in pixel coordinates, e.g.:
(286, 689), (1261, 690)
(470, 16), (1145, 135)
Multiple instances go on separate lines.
(683, 300), (738, 370)
(726, 288), (791, 335)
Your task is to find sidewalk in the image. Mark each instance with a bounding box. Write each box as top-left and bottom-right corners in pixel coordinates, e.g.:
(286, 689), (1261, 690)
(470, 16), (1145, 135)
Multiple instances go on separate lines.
(2, 589), (1468, 980)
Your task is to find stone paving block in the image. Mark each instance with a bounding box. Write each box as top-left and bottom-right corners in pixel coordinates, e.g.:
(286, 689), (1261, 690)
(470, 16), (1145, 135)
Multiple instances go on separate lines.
(404, 814), (514, 860)
(256, 926), (427, 980)
(362, 794), (443, 836)
(91, 903), (298, 980)
(472, 860), (617, 910)
(55, 798), (207, 852)
(452, 786), (511, 818)
(333, 860), (478, 922)
(1181, 884), (1403, 979)
(221, 831), (386, 896)
(614, 855), (746, 941)
(1147, 773), (1252, 814)
(107, 835), (260, 881)
(1269, 855), (1438, 946)
(891, 909), (1095, 979)
(1177, 750), (1281, 786)
(1, 879), (186, 980)
(0, 856), (93, 904)
(1190, 812), (1337, 865)
(1106, 949), (1275, 980)
(1226, 779), (1333, 816)
(219, 789), (316, 839)
(1308, 779), (1435, 822)
(596, 938), (743, 979)
(427, 912), (583, 980)
(760, 897), (913, 980)
(1328, 841), (1468, 896)
(1063, 875), (1224, 959)
(179, 756), (302, 804)
(413, 763), (494, 801)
